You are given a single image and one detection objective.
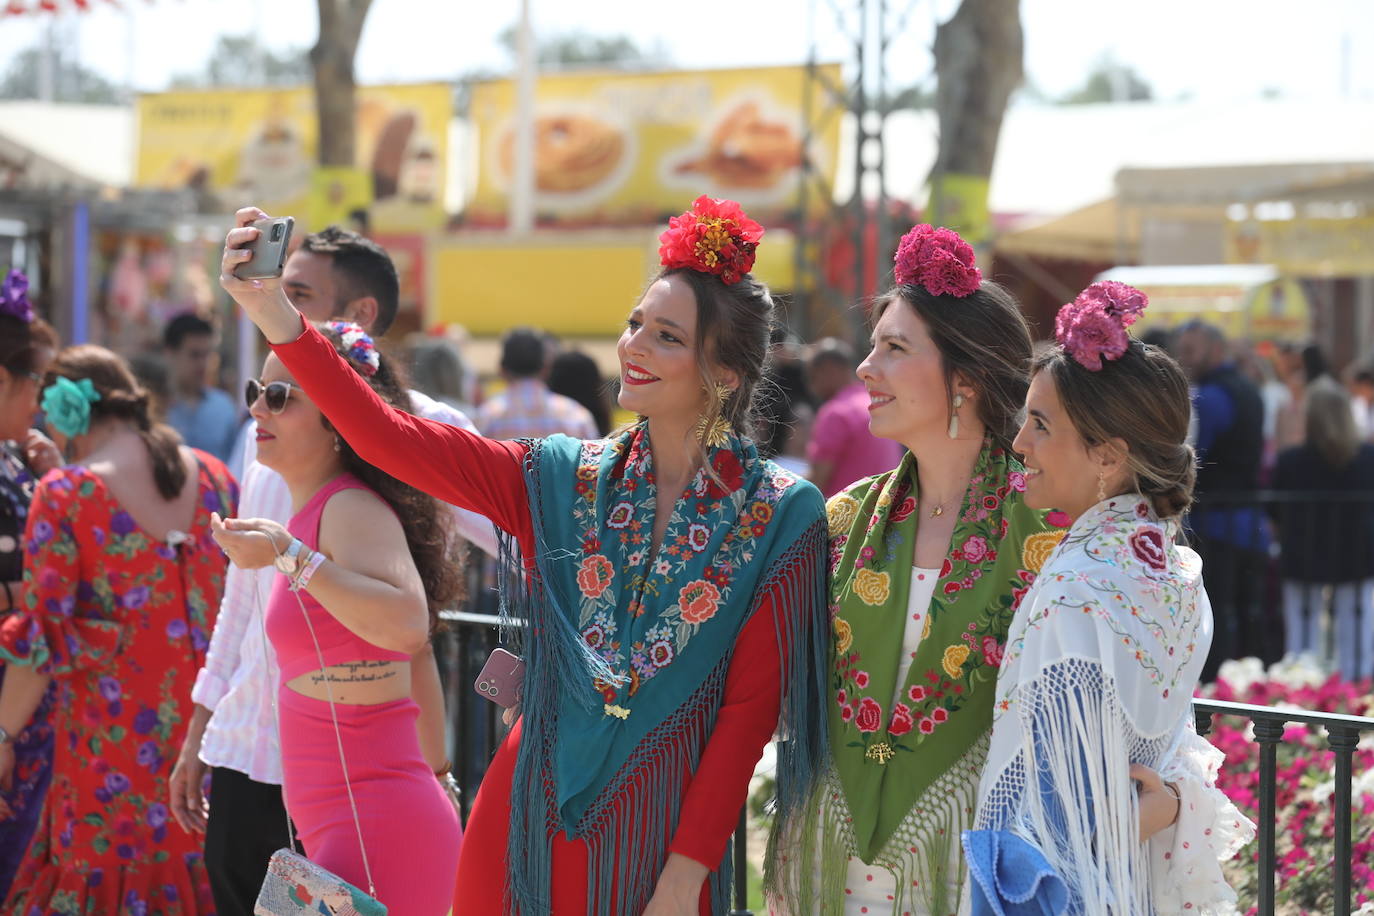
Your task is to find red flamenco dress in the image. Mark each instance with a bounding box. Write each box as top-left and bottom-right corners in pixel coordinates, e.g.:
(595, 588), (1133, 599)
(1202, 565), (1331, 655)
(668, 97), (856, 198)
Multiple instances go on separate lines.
(269, 322), (830, 915)
(0, 457), (236, 916)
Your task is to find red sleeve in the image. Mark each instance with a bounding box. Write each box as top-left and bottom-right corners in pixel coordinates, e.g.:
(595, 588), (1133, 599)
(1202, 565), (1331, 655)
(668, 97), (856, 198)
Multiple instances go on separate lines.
(270, 318), (534, 549)
(668, 589), (784, 868)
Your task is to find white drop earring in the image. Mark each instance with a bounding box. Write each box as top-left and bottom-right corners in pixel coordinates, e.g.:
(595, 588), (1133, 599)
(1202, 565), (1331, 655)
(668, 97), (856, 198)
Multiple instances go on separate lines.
(948, 393), (964, 440)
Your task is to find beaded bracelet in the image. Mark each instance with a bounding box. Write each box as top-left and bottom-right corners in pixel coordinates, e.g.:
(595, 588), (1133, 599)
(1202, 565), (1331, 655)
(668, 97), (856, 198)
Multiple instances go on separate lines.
(290, 550), (326, 593)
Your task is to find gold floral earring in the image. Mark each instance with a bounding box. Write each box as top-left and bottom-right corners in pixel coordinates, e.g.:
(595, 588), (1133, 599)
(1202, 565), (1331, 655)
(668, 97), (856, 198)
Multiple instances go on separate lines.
(1096, 470), (1107, 503)
(696, 383), (732, 448)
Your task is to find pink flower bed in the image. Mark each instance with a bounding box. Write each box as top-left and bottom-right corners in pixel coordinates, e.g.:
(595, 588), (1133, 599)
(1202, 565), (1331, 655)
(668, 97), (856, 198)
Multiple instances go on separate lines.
(1203, 658), (1374, 914)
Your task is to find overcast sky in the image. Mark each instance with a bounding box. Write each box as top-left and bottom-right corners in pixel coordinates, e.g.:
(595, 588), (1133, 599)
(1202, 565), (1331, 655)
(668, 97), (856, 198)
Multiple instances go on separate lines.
(3, 0), (1371, 104)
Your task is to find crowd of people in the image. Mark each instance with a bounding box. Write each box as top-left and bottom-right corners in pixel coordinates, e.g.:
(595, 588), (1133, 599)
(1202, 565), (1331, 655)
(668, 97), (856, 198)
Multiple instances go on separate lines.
(1144, 322), (1374, 682)
(16, 188), (1374, 914)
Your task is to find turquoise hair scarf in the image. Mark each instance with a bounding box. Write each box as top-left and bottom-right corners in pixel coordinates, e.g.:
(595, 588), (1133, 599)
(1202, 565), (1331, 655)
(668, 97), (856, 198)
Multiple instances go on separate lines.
(500, 424), (829, 915)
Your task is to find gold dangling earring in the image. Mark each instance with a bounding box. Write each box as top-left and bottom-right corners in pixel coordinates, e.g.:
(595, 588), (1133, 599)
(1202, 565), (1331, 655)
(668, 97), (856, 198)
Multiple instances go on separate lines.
(695, 383), (732, 448)
(1096, 470), (1107, 503)
(947, 393), (964, 440)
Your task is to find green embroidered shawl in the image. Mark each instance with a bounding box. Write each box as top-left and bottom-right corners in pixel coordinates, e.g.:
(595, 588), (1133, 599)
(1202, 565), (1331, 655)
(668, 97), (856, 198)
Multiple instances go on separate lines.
(769, 442), (1060, 914)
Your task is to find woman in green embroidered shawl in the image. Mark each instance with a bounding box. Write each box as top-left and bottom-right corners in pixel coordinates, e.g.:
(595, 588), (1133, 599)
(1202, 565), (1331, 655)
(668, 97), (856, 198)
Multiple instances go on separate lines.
(769, 225), (1062, 916)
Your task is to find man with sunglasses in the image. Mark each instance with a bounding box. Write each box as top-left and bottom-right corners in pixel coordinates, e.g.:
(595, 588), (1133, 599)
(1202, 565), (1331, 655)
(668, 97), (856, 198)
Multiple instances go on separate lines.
(169, 226), (497, 916)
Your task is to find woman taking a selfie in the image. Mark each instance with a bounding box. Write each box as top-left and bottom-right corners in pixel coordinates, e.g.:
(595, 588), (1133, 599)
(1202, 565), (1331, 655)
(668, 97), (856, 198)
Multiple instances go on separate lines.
(967, 283), (1253, 914)
(210, 322), (462, 916)
(219, 198), (829, 916)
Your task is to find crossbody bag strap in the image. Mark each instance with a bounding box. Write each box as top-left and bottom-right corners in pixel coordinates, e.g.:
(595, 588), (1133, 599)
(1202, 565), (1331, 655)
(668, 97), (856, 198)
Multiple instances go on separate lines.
(252, 533), (379, 899)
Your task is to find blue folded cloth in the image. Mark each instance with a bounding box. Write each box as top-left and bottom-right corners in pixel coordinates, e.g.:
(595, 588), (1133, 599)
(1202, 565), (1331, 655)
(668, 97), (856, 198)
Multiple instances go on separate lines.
(962, 829), (1069, 916)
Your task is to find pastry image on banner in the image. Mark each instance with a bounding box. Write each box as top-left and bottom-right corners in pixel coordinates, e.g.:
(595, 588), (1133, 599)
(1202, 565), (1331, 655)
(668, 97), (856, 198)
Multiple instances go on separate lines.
(233, 100), (313, 207)
(663, 95), (806, 202)
(359, 100), (440, 204)
(488, 105), (636, 211)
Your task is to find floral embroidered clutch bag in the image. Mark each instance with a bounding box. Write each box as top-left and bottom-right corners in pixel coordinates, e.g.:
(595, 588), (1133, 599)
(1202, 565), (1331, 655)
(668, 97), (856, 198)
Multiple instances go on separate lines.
(255, 848), (387, 916)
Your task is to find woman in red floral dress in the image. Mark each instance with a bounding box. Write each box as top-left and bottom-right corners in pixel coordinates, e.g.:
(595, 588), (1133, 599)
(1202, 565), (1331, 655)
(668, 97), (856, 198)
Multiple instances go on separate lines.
(0, 345), (234, 915)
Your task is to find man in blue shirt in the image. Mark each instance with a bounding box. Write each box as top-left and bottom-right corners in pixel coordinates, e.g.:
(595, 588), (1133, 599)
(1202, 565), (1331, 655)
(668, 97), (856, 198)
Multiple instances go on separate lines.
(1175, 321), (1274, 677)
(163, 312), (238, 463)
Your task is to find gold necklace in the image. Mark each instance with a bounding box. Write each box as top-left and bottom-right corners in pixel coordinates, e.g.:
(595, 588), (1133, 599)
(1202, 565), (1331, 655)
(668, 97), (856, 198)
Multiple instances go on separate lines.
(924, 491), (963, 519)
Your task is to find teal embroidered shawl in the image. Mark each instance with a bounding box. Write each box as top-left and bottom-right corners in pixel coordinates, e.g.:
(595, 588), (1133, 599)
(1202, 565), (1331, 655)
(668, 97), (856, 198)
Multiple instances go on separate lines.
(502, 425), (829, 915)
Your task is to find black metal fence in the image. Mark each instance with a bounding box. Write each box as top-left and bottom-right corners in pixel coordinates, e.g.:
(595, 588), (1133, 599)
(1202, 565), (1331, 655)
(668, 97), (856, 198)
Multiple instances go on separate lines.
(1193, 699), (1374, 916)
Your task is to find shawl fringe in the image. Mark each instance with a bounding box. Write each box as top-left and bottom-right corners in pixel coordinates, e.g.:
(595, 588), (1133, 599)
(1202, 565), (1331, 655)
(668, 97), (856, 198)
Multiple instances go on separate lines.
(500, 440), (829, 915)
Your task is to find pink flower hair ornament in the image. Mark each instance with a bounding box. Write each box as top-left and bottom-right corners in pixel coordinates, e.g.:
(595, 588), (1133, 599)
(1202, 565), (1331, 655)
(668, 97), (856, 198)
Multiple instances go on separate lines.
(658, 196), (764, 285)
(1054, 281), (1149, 371)
(893, 224), (982, 298)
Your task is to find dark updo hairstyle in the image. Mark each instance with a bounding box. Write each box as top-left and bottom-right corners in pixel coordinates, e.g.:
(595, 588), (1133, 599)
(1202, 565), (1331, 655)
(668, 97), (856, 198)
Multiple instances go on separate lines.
(316, 324), (462, 630)
(48, 345), (186, 500)
(1032, 339), (1196, 519)
(873, 279), (1033, 449)
(657, 266), (775, 445)
(0, 310), (59, 386)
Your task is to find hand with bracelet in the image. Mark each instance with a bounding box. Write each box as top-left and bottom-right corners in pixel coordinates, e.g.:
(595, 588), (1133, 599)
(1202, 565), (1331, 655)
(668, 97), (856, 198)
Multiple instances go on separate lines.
(209, 513), (322, 590)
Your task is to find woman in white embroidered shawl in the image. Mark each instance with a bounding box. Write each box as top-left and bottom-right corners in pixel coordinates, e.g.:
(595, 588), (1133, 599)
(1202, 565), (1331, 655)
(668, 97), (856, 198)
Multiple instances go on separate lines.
(968, 282), (1253, 915)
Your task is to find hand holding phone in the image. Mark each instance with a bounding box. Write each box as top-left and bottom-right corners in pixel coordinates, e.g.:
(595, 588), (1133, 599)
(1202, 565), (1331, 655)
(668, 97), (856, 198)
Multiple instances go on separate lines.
(474, 648), (525, 709)
(232, 216), (294, 280)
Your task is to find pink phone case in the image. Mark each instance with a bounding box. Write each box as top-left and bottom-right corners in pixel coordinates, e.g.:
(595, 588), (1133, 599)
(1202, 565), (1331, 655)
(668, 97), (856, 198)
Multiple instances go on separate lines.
(474, 648), (525, 708)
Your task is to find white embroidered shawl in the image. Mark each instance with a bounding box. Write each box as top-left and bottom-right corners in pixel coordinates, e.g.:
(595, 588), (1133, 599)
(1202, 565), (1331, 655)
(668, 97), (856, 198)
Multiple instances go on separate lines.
(973, 496), (1253, 915)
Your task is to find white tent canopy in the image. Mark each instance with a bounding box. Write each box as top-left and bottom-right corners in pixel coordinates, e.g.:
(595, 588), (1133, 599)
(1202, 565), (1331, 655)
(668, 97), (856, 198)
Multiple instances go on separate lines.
(0, 101), (134, 190)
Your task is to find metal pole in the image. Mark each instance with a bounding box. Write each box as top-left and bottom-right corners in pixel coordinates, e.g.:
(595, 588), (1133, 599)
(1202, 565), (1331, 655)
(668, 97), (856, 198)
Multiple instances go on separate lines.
(873, 0), (888, 293)
(69, 202), (89, 345)
(731, 807), (751, 915)
(851, 0), (867, 307)
(38, 18), (56, 103)
(509, 0), (537, 236)
(1328, 725), (1358, 916)
(1253, 719), (1283, 916)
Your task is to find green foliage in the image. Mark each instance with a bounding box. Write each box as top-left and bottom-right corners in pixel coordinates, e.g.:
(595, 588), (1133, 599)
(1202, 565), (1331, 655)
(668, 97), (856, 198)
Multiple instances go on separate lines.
(169, 34), (312, 89)
(494, 27), (666, 70)
(0, 46), (121, 104)
(1059, 56), (1153, 105)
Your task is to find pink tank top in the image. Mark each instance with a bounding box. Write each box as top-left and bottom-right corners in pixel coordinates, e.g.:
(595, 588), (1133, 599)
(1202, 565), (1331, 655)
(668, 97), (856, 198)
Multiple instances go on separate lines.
(266, 473), (412, 682)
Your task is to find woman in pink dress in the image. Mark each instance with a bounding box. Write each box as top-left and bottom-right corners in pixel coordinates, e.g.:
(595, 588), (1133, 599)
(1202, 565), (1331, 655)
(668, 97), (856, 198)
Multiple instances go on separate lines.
(211, 321), (462, 916)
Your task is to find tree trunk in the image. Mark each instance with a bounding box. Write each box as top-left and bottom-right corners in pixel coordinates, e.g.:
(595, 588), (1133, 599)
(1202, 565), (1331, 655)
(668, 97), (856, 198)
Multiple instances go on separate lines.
(312, 0), (372, 167)
(928, 0), (1022, 244)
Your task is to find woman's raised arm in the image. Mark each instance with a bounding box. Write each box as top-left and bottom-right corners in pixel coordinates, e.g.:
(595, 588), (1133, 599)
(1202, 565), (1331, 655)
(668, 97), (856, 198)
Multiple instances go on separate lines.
(219, 208), (530, 535)
(220, 207), (319, 345)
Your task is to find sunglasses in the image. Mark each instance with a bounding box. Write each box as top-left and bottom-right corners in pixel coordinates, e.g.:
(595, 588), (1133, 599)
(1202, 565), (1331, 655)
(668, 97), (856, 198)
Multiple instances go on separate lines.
(244, 379), (299, 414)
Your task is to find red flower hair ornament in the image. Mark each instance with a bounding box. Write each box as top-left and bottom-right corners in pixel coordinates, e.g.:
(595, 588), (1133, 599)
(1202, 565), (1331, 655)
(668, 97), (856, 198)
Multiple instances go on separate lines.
(1054, 280), (1149, 371)
(658, 195), (764, 285)
(893, 224), (982, 298)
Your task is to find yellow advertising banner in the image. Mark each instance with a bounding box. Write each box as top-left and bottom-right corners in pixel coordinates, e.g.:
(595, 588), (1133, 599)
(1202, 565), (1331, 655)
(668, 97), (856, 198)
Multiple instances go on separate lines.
(1227, 217), (1374, 276)
(466, 64), (842, 225)
(429, 228), (798, 336)
(136, 83), (450, 231)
